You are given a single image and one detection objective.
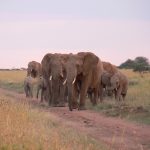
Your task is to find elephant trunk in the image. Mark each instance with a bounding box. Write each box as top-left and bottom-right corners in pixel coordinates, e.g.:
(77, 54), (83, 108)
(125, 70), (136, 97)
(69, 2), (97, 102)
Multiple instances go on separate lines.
(67, 83), (74, 111)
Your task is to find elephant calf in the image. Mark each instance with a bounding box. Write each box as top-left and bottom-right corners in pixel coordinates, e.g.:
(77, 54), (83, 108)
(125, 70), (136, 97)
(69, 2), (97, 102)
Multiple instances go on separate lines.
(36, 76), (47, 102)
(107, 71), (128, 101)
(24, 76), (33, 98)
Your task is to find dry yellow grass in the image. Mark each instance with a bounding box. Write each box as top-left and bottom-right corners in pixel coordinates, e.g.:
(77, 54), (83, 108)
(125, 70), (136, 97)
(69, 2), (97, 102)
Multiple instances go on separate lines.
(0, 93), (106, 150)
(120, 69), (150, 107)
(0, 71), (26, 83)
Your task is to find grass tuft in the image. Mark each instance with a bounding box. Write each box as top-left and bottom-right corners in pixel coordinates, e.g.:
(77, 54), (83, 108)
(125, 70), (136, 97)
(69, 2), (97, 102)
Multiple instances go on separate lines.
(0, 94), (107, 150)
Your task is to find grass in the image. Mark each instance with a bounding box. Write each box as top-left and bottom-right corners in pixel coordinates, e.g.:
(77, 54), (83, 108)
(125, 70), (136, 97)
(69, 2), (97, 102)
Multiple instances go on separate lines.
(0, 71), (26, 93)
(0, 93), (107, 150)
(0, 70), (37, 94)
(0, 70), (150, 125)
(87, 69), (150, 125)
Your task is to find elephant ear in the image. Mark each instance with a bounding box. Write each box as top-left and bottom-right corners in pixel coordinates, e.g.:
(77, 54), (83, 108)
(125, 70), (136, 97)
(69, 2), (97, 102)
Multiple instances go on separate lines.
(102, 72), (112, 85)
(82, 52), (99, 75)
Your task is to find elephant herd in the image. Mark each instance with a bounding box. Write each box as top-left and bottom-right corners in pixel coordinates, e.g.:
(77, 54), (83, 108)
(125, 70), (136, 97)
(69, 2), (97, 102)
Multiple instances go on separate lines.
(24, 52), (128, 111)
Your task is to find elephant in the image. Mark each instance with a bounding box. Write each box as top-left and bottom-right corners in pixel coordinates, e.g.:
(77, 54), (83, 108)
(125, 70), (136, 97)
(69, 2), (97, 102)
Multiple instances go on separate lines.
(24, 76), (33, 98)
(87, 61), (118, 101)
(107, 71), (128, 101)
(102, 61), (118, 75)
(100, 61), (119, 98)
(27, 61), (42, 78)
(36, 76), (47, 102)
(101, 71), (115, 97)
(63, 52), (103, 111)
(41, 53), (67, 106)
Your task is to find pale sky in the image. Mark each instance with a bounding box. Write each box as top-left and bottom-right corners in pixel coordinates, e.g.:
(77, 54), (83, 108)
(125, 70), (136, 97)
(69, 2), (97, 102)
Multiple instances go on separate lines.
(0, 0), (150, 68)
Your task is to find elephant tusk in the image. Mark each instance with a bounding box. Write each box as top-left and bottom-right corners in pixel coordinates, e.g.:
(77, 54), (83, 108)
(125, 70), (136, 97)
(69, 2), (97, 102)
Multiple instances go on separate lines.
(63, 79), (67, 85)
(72, 77), (76, 84)
(49, 75), (52, 80)
(60, 72), (63, 78)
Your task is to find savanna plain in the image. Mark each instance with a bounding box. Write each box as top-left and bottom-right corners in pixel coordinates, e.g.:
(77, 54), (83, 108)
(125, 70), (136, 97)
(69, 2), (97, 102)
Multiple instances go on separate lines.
(0, 69), (150, 150)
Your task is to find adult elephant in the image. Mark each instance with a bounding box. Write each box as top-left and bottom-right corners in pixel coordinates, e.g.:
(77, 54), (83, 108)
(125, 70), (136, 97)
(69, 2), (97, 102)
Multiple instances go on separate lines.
(63, 52), (103, 111)
(41, 53), (66, 106)
(27, 61), (42, 78)
(107, 71), (128, 101)
(102, 61), (118, 75)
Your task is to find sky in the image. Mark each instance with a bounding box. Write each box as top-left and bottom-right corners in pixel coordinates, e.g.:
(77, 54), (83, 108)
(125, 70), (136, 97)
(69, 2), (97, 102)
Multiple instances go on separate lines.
(0, 0), (150, 68)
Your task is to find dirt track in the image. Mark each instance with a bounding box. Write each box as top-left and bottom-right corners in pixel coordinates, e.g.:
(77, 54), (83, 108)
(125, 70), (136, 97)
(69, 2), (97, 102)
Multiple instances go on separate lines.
(0, 88), (150, 150)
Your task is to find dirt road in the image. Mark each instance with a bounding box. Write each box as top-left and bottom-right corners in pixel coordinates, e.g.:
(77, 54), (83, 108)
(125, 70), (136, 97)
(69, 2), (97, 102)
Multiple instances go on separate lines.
(0, 88), (150, 150)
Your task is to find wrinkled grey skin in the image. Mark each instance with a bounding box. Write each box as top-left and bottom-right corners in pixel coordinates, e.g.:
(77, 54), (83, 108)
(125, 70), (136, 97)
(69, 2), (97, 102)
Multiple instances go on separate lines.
(63, 52), (103, 111)
(24, 76), (33, 98)
(41, 53), (66, 106)
(36, 76), (47, 102)
(107, 71), (128, 101)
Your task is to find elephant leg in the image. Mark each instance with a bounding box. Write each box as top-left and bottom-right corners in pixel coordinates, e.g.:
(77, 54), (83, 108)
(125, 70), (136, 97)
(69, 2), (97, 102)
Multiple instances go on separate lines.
(27, 86), (30, 97)
(114, 89), (117, 99)
(41, 89), (44, 102)
(79, 76), (90, 110)
(122, 93), (126, 101)
(29, 86), (33, 98)
(92, 88), (99, 105)
(51, 79), (60, 106)
(24, 86), (28, 97)
(36, 86), (40, 99)
(64, 86), (68, 102)
(99, 84), (103, 102)
(46, 79), (52, 106)
(116, 88), (122, 101)
(58, 82), (66, 107)
(88, 90), (93, 104)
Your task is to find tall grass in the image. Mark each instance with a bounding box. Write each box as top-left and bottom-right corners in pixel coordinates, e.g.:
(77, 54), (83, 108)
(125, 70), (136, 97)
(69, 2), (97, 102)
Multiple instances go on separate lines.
(122, 69), (150, 107)
(0, 70), (26, 83)
(87, 69), (150, 124)
(0, 70), (150, 125)
(0, 94), (107, 150)
(0, 71), (37, 94)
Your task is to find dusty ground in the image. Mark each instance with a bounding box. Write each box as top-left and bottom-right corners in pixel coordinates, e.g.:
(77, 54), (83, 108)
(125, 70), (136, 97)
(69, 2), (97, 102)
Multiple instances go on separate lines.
(0, 88), (150, 150)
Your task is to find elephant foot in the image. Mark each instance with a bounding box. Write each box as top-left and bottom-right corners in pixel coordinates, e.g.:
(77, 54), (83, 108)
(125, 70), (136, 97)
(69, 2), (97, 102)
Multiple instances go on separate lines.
(51, 103), (58, 107)
(78, 105), (86, 110)
(72, 102), (79, 109)
(56, 103), (66, 107)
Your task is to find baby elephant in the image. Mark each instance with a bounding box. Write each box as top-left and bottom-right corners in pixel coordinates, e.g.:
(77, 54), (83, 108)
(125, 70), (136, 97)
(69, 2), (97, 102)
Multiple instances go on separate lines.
(107, 71), (128, 101)
(24, 76), (33, 98)
(36, 76), (47, 102)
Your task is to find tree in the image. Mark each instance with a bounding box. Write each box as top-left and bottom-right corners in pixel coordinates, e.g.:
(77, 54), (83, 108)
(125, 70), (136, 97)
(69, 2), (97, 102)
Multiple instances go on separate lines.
(133, 57), (150, 73)
(119, 56), (150, 77)
(119, 59), (135, 69)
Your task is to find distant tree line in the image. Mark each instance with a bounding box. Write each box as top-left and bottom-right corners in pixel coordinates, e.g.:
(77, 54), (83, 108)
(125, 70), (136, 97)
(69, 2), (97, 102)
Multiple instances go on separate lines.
(0, 68), (27, 71)
(119, 56), (150, 73)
